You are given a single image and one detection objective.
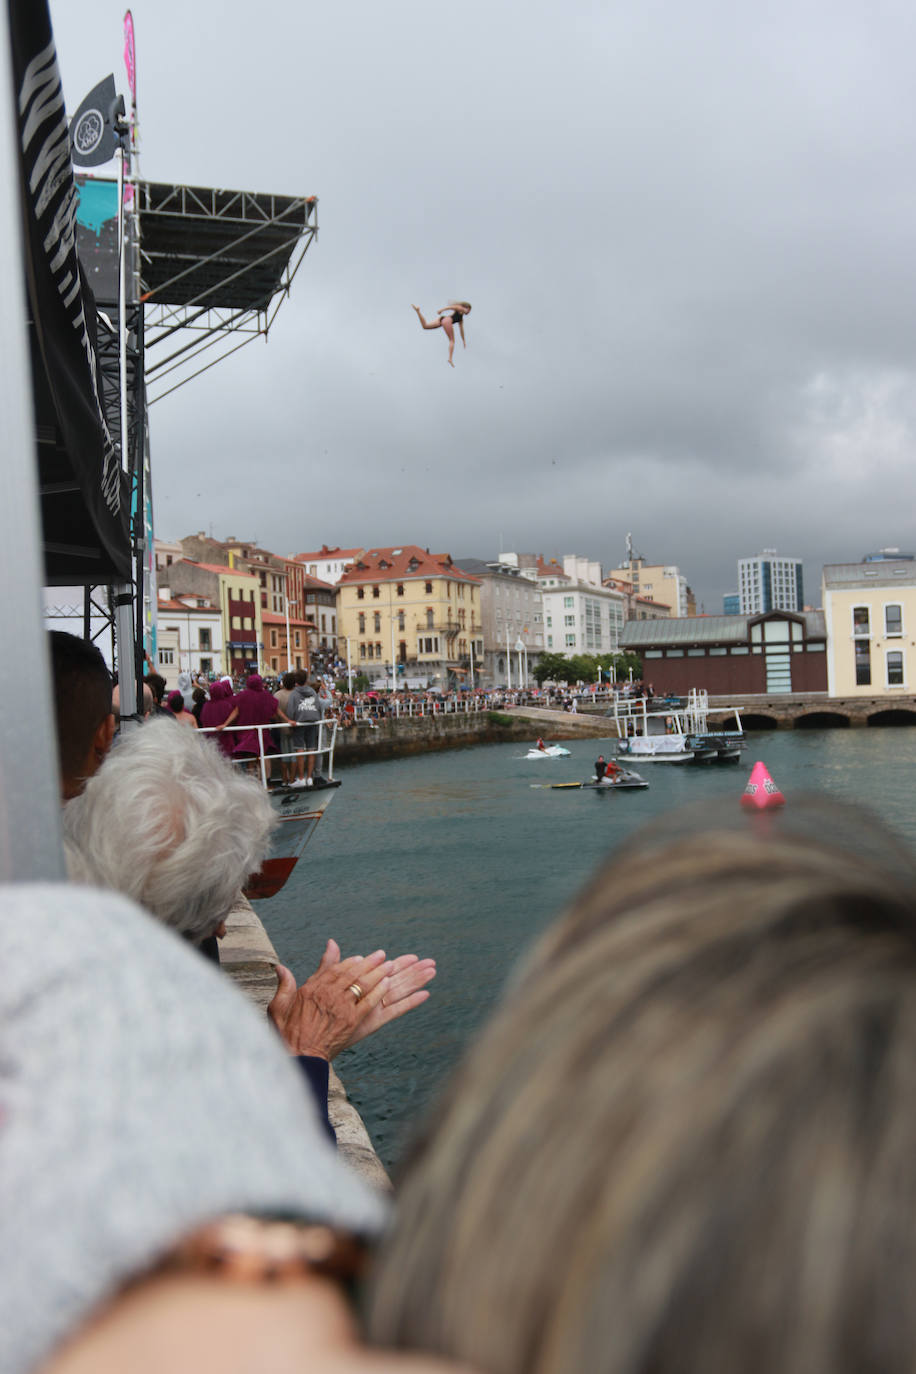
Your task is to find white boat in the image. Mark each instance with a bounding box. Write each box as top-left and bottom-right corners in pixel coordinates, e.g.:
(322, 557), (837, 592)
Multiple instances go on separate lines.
(199, 718), (340, 899)
(524, 741), (572, 759)
(609, 689), (745, 765)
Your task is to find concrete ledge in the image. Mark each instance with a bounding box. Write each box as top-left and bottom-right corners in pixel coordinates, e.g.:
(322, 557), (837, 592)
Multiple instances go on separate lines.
(220, 892), (390, 1191)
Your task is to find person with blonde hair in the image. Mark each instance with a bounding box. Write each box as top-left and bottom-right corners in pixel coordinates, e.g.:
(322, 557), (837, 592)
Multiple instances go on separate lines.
(368, 797), (916, 1374)
(411, 301), (471, 367)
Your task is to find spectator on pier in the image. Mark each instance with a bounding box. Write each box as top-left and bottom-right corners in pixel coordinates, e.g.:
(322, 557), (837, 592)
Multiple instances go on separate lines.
(0, 883), (471, 1374)
(63, 719), (436, 1129)
(368, 796), (916, 1374)
(49, 631), (115, 801)
(190, 684), (208, 726)
(167, 690), (198, 728)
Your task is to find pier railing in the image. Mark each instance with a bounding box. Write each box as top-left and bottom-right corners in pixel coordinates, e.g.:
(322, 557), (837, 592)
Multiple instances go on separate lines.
(198, 717), (338, 790)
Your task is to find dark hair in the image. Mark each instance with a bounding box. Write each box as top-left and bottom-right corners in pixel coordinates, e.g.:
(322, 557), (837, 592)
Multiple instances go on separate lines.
(282, 672), (297, 690)
(49, 631), (112, 784)
(294, 669), (308, 686)
(145, 672), (167, 705)
(368, 798), (916, 1374)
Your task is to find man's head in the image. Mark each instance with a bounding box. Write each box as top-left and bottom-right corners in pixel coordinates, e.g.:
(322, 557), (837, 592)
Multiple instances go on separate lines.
(146, 672), (168, 706)
(49, 631), (115, 801)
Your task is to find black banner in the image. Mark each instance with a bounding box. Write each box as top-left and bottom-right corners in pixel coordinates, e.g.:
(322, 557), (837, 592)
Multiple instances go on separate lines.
(8, 0), (130, 582)
(70, 73), (120, 167)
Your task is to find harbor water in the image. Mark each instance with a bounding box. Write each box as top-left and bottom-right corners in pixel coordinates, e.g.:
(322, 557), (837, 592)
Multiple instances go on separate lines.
(262, 727), (916, 1167)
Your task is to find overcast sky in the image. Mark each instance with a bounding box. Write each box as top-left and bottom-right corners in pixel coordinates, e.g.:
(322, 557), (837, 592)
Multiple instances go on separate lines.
(49, 0), (916, 610)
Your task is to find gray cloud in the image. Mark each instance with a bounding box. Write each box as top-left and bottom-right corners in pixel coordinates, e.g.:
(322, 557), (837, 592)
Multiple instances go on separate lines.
(50, 0), (916, 609)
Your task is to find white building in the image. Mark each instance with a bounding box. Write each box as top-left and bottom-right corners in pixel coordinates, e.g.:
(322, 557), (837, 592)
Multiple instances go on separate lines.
(155, 593), (224, 686)
(739, 550), (804, 615)
(537, 555), (626, 658)
(293, 545), (363, 585)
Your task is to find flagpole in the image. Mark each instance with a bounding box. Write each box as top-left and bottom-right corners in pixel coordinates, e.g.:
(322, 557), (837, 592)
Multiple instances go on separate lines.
(112, 139), (138, 720)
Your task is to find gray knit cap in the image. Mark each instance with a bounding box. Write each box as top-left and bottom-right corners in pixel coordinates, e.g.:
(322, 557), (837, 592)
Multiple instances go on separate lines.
(0, 883), (387, 1374)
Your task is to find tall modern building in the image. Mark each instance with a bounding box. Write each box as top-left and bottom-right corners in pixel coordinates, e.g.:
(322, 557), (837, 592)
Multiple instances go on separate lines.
(738, 551), (804, 615)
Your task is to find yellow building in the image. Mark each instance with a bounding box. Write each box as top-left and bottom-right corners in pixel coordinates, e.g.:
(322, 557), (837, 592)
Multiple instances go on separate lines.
(606, 553), (693, 617)
(337, 546), (482, 687)
(823, 560), (916, 697)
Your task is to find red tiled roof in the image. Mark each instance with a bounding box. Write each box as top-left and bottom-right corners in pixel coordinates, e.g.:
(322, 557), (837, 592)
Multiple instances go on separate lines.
(301, 574), (336, 591)
(537, 556), (570, 580)
(182, 559), (257, 579)
(261, 610), (310, 625)
(338, 545), (480, 586)
(294, 546), (363, 563)
(157, 597), (213, 612)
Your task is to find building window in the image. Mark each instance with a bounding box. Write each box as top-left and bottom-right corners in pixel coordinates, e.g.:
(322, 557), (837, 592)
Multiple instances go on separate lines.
(270, 629), (277, 648)
(199, 629), (211, 650)
(852, 606), (870, 636)
(564, 615), (575, 626)
(546, 616), (552, 627)
(359, 613), (365, 633)
(397, 584), (404, 596)
(885, 604), (903, 637)
(372, 585), (380, 599)
(398, 611), (405, 631)
(357, 588), (365, 600)
(200, 657), (212, 674)
(359, 643), (366, 658)
(563, 596), (574, 608)
(426, 609), (434, 629)
(887, 651), (905, 686)
(547, 635), (553, 648)
(159, 649), (174, 665)
(565, 634), (576, 647)
(374, 612), (381, 632)
(425, 582), (433, 594)
(855, 640), (871, 686)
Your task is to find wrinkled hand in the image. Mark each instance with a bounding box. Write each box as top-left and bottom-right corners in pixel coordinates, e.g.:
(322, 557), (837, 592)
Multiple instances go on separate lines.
(268, 940), (435, 1060)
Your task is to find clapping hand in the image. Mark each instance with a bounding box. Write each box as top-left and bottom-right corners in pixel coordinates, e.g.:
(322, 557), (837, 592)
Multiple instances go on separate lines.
(268, 939), (436, 1060)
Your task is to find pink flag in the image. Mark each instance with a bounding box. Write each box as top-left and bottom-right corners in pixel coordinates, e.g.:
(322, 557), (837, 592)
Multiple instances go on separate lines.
(123, 11), (136, 104)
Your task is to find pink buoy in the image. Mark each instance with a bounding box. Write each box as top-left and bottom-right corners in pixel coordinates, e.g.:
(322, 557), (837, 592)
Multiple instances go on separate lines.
(740, 760), (785, 810)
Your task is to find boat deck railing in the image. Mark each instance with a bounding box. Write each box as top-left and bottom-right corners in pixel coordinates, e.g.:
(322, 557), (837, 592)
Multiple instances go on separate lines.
(198, 717), (338, 791)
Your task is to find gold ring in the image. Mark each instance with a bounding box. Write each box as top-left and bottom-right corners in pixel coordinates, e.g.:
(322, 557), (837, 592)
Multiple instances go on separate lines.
(348, 982), (364, 1002)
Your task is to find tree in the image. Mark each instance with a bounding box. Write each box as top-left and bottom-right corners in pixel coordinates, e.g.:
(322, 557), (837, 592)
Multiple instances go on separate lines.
(532, 653), (571, 685)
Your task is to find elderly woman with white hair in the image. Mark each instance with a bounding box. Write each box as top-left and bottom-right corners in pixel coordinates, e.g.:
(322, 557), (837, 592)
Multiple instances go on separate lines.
(63, 719), (437, 1112)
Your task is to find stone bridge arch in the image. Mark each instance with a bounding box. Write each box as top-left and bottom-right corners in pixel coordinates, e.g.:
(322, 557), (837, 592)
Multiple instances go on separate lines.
(793, 711), (850, 729)
(741, 713), (780, 731)
(867, 708), (916, 727)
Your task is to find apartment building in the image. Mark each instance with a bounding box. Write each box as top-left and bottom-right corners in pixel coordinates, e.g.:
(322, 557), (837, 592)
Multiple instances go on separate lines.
(337, 546), (482, 687)
(823, 560), (916, 696)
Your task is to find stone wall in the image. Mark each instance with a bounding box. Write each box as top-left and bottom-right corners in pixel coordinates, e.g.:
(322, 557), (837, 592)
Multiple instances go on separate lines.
(220, 892), (390, 1192)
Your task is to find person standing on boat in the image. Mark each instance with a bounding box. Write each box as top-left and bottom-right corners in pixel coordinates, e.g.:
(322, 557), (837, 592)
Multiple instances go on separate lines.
(287, 675), (334, 788)
(217, 674), (292, 774)
(594, 755), (607, 781)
